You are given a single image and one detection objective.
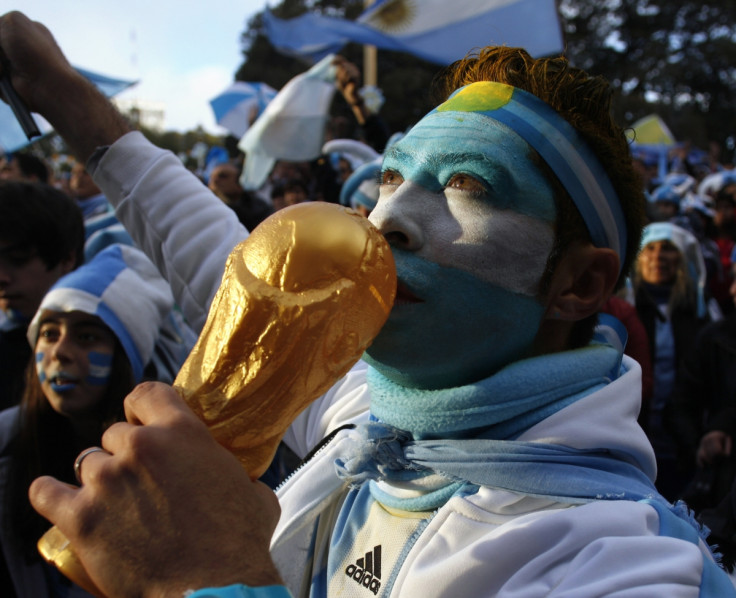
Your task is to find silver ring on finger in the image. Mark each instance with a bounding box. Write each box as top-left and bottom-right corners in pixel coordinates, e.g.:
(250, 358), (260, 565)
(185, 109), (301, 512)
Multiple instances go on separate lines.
(74, 446), (108, 484)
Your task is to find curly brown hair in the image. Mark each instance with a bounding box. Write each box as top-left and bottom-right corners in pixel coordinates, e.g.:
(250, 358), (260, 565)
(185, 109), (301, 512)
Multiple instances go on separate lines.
(433, 46), (647, 346)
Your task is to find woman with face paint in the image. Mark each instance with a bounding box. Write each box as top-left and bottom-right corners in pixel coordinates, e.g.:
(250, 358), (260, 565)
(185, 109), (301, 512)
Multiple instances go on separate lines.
(0, 244), (173, 598)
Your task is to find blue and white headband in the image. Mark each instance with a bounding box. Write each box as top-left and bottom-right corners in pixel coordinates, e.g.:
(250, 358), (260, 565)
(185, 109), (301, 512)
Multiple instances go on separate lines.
(434, 82), (627, 272)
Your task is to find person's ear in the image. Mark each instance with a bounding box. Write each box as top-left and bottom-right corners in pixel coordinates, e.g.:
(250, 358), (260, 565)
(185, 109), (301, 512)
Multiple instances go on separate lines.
(544, 242), (620, 322)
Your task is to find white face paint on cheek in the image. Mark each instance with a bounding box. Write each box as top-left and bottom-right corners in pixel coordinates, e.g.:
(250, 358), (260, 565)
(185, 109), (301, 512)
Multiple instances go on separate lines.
(437, 198), (555, 296)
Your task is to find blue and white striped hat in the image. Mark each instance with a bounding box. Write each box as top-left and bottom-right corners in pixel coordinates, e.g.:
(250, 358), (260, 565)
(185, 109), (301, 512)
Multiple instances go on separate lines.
(27, 244), (174, 382)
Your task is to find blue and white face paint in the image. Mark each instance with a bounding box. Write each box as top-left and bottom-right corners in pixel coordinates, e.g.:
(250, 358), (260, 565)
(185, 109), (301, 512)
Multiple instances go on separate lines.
(35, 352), (47, 383)
(86, 351), (114, 386)
(365, 81), (625, 389)
(35, 311), (117, 417)
(366, 104), (557, 389)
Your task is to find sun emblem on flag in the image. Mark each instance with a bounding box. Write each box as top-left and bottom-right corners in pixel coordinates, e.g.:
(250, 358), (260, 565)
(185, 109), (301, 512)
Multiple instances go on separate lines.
(365, 0), (417, 33)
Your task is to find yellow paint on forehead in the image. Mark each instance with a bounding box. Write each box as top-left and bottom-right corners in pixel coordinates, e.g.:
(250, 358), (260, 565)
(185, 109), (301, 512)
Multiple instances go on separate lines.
(436, 81), (514, 113)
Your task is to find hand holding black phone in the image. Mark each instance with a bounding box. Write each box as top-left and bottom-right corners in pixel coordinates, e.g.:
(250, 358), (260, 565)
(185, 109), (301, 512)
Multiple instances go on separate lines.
(0, 47), (41, 140)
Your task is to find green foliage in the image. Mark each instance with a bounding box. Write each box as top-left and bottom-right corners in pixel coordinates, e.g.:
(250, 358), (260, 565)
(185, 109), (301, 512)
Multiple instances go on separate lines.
(560, 0), (736, 148)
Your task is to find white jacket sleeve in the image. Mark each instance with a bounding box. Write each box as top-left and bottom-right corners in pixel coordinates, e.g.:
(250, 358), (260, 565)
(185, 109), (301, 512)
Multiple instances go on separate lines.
(90, 131), (249, 332)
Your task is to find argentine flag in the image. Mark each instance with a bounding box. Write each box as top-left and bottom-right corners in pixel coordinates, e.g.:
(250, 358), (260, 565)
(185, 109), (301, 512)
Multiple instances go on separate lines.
(263, 0), (564, 65)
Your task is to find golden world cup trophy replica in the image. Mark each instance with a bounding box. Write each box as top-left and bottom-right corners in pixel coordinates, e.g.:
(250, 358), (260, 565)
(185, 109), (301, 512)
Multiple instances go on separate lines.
(38, 202), (397, 596)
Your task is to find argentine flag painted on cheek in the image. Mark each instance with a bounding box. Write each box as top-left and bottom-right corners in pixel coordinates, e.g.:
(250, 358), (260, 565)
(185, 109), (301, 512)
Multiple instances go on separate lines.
(86, 351), (114, 386)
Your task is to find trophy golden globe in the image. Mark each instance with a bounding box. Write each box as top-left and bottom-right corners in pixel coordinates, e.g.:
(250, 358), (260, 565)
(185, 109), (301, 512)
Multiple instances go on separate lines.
(37, 202), (397, 596)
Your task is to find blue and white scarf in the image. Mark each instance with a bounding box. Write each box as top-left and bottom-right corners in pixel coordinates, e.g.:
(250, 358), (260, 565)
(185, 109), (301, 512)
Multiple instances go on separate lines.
(333, 342), (732, 596)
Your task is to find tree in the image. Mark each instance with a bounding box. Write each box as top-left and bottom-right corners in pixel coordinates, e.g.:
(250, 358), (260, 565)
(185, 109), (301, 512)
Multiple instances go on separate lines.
(560, 0), (736, 151)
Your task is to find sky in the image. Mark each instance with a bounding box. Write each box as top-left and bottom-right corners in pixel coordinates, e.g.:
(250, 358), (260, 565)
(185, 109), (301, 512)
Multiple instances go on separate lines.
(11, 0), (273, 134)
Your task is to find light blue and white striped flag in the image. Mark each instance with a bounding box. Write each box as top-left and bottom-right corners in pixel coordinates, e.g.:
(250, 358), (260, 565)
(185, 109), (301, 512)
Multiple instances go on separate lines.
(263, 0), (564, 65)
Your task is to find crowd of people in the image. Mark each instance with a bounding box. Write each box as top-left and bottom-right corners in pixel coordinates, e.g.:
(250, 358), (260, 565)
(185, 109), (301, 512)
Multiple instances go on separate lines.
(624, 148), (736, 560)
(2, 7), (736, 597)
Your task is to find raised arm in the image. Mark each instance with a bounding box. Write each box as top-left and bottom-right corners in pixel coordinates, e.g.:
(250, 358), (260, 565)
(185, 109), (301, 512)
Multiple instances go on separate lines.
(0, 11), (248, 330)
(0, 11), (130, 162)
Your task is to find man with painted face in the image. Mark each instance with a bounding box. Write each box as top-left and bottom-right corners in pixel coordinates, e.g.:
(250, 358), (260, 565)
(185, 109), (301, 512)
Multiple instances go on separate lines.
(2, 11), (734, 598)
